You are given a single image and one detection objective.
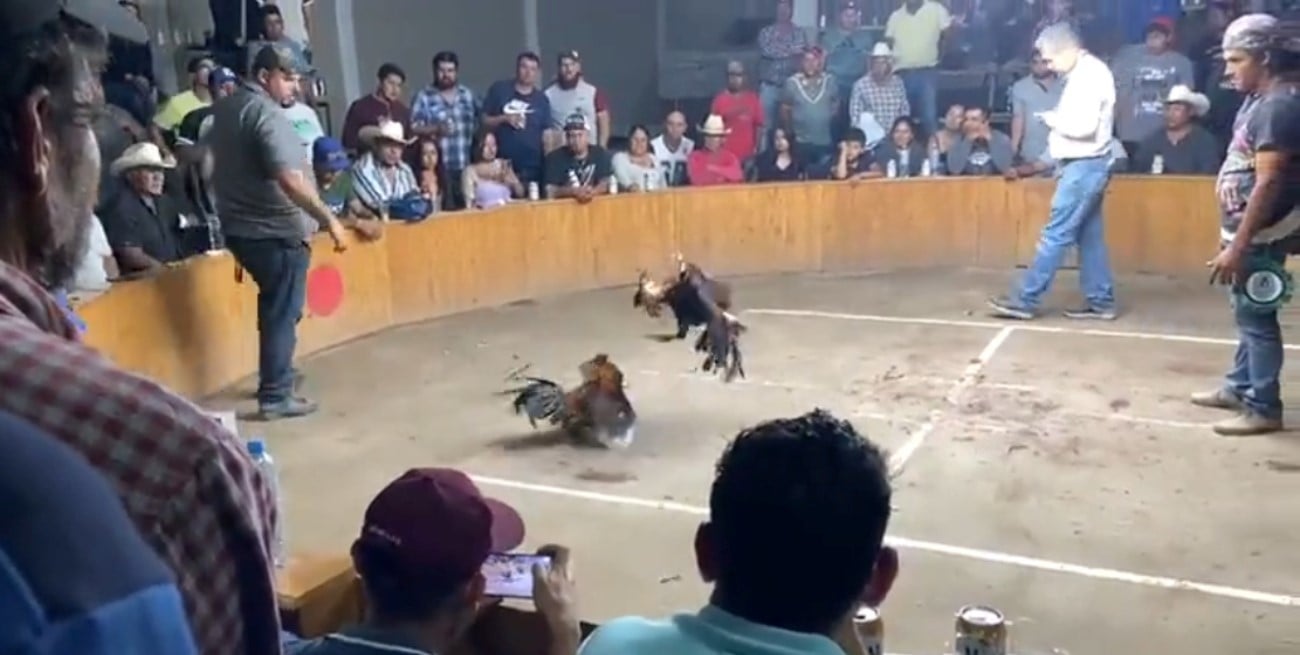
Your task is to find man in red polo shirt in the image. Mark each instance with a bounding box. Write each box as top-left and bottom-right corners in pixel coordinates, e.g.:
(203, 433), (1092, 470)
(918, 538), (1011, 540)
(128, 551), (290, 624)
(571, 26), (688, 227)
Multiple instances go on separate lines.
(710, 59), (764, 164)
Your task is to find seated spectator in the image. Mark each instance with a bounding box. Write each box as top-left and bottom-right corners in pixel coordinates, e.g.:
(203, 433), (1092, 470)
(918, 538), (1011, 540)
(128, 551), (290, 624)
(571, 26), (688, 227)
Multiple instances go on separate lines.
(873, 117), (927, 177)
(0, 409), (197, 654)
(613, 125), (667, 191)
(927, 103), (965, 174)
(152, 56), (215, 148)
(544, 113), (613, 202)
(1133, 85), (1222, 175)
(946, 107), (1012, 176)
(287, 468), (580, 655)
(68, 215), (118, 298)
(102, 0), (155, 125)
(342, 63), (410, 153)
(753, 127), (805, 182)
(848, 43), (910, 145)
(711, 60), (764, 165)
(102, 143), (190, 274)
(463, 129), (524, 209)
(351, 120), (420, 218)
(415, 137), (447, 210)
(578, 410), (897, 655)
(651, 110), (694, 186)
(687, 115), (744, 186)
(830, 128), (880, 181)
(283, 79), (326, 161)
(314, 137), (353, 215)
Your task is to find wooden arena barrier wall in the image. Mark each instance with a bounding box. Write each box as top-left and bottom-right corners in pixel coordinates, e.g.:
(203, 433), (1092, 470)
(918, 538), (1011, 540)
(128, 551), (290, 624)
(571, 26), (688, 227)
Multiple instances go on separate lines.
(79, 176), (1218, 400)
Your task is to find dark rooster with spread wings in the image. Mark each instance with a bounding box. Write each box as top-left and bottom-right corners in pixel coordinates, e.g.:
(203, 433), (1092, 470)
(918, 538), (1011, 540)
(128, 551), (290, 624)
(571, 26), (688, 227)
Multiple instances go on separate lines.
(501, 354), (637, 448)
(633, 254), (746, 382)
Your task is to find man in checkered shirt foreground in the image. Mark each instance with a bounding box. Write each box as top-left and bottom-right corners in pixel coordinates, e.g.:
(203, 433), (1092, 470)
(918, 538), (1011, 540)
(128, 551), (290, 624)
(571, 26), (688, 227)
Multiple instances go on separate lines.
(0, 1), (282, 654)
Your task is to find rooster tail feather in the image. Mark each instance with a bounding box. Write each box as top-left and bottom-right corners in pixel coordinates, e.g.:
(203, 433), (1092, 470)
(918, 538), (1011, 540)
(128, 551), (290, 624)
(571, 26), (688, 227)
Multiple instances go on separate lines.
(504, 377), (566, 427)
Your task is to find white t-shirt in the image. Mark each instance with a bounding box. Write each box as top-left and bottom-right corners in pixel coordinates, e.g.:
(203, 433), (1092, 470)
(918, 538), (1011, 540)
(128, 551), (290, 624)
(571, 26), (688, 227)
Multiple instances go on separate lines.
(282, 100), (325, 160)
(72, 215), (112, 294)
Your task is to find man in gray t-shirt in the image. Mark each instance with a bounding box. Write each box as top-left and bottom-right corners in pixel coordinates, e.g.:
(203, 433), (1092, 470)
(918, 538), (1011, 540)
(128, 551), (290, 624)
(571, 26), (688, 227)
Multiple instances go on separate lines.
(212, 45), (349, 420)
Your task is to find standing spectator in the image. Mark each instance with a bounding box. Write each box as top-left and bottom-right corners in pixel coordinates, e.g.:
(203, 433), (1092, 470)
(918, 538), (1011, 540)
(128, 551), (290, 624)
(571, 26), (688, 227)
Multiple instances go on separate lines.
(578, 411), (897, 655)
(612, 125), (668, 191)
(711, 60), (764, 165)
(754, 126), (806, 182)
(757, 0), (810, 151)
(687, 115), (744, 186)
(651, 110), (694, 186)
(848, 43), (910, 145)
(1009, 51), (1063, 163)
(282, 79), (326, 160)
(483, 52), (552, 190)
(410, 51), (480, 209)
(546, 50), (611, 148)
(1112, 17), (1195, 161)
(781, 48), (838, 166)
(822, 0), (873, 138)
(885, 0), (953, 137)
(1133, 85), (1222, 175)
(102, 143), (188, 274)
(1192, 2), (1243, 143)
(254, 4), (312, 80)
(544, 113), (612, 202)
(153, 56), (214, 148)
(350, 120), (420, 218)
(341, 63), (410, 153)
(103, 0), (155, 125)
(0, 5), (283, 654)
(947, 106), (1014, 176)
(212, 45), (351, 420)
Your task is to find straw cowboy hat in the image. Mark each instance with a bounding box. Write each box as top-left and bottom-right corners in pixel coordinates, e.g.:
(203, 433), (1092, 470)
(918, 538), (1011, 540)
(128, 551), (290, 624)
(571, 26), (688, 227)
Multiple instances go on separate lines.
(870, 42), (893, 58)
(1165, 85), (1210, 116)
(358, 119), (416, 146)
(698, 114), (731, 137)
(110, 142), (176, 177)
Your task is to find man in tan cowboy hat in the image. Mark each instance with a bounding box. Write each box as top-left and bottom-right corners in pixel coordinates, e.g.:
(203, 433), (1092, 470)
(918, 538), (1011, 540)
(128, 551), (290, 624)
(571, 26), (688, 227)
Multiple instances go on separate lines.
(100, 142), (190, 275)
(686, 114), (743, 186)
(848, 42), (910, 142)
(351, 119), (420, 217)
(1132, 84), (1221, 175)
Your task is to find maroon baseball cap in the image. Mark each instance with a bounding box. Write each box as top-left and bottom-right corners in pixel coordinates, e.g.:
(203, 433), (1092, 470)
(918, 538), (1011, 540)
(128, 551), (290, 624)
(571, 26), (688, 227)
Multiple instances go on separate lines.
(358, 468), (525, 583)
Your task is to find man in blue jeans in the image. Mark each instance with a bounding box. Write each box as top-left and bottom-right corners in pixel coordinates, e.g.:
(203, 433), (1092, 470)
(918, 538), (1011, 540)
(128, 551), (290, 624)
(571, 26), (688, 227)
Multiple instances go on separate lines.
(211, 45), (350, 420)
(988, 24), (1118, 322)
(1197, 14), (1300, 436)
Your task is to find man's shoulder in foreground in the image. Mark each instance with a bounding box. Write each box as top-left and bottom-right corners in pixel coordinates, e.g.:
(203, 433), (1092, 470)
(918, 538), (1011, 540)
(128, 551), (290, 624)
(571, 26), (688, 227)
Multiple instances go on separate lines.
(580, 607), (843, 655)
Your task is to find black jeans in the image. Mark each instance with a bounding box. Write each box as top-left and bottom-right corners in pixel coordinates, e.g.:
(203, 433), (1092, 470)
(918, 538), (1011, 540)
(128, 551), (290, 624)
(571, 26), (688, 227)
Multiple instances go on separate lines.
(226, 236), (311, 405)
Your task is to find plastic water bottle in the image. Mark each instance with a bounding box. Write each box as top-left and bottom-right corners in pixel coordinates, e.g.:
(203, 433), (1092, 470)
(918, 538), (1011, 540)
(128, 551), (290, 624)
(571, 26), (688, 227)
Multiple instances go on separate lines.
(527, 181), (539, 200)
(921, 157), (933, 177)
(1151, 154), (1164, 175)
(247, 439), (286, 568)
(886, 159), (898, 178)
(608, 176), (619, 194)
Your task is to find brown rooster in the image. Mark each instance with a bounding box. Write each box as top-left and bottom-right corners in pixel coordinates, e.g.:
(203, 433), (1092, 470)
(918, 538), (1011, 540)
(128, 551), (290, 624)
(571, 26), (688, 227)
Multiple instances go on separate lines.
(633, 253), (746, 382)
(502, 354), (637, 448)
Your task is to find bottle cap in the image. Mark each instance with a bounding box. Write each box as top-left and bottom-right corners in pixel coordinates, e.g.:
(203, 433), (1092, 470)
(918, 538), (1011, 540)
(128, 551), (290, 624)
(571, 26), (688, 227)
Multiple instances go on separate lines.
(247, 439), (266, 457)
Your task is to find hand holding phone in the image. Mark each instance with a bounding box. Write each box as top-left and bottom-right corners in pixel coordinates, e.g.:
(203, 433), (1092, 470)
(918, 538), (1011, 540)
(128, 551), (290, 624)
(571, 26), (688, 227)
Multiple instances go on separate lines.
(482, 552), (551, 598)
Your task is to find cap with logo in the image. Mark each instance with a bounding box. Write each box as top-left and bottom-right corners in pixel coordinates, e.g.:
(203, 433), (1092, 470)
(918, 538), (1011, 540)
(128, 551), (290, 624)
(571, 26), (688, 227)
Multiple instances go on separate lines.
(0, 0), (146, 42)
(211, 67), (238, 88)
(563, 112), (590, 132)
(312, 136), (350, 173)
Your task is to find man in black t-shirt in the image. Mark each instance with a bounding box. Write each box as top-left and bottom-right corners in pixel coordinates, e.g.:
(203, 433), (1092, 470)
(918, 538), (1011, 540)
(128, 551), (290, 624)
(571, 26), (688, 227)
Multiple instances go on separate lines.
(544, 112), (612, 202)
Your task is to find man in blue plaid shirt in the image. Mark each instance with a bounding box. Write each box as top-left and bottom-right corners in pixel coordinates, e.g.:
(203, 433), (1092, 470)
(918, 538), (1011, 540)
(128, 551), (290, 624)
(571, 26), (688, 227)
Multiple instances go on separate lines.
(410, 51), (481, 209)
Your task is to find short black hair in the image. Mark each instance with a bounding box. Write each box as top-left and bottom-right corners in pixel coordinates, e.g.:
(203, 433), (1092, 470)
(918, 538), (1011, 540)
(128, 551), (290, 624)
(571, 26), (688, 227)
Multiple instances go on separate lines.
(377, 62), (405, 82)
(352, 539), (466, 622)
(186, 55), (213, 74)
(261, 4), (282, 19)
(709, 409), (891, 634)
(517, 51), (541, 66)
(843, 127), (867, 144)
(964, 105), (989, 120)
(433, 51), (459, 68)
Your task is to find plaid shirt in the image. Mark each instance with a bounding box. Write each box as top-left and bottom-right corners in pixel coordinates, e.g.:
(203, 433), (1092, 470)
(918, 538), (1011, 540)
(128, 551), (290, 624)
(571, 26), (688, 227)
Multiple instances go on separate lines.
(757, 23), (810, 86)
(0, 261), (280, 655)
(410, 84), (481, 172)
(849, 74), (911, 134)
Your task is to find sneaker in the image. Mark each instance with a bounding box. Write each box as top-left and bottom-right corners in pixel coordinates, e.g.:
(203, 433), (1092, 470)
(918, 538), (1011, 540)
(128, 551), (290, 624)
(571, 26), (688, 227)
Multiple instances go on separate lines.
(246, 370), (305, 400)
(1063, 306), (1118, 321)
(1212, 412), (1283, 436)
(1189, 388), (1244, 411)
(258, 396), (319, 421)
(986, 296), (1034, 320)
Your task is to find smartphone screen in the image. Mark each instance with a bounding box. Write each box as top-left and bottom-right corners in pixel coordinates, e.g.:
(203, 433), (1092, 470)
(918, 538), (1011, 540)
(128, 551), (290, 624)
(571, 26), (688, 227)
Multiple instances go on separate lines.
(482, 552), (551, 598)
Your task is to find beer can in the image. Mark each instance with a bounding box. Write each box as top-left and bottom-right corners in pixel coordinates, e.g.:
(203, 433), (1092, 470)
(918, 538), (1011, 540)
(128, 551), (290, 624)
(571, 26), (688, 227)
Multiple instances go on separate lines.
(954, 605), (1007, 655)
(852, 606), (883, 655)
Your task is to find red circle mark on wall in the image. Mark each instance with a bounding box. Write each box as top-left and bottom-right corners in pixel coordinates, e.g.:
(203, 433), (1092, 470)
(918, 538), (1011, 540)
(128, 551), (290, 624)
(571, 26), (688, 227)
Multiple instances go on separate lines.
(306, 265), (344, 317)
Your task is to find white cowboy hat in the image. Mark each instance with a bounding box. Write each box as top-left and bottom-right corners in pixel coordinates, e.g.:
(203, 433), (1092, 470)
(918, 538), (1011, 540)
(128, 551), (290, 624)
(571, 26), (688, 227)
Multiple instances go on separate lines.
(1165, 85), (1210, 116)
(110, 142), (176, 177)
(698, 114), (731, 136)
(870, 42), (893, 58)
(358, 119), (415, 146)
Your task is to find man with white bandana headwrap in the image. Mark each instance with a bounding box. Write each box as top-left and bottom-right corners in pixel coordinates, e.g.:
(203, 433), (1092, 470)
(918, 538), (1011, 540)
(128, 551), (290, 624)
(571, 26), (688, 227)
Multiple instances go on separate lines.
(1195, 15), (1300, 436)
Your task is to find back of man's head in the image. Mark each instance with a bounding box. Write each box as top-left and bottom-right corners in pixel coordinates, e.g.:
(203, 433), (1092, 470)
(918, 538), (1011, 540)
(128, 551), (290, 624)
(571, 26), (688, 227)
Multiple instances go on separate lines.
(703, 409), (892, 634)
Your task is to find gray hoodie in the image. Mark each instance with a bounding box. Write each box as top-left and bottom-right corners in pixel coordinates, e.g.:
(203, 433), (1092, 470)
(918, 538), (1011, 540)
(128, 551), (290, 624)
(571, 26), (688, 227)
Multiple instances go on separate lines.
(1112, 45), (1195, 142)
(947, 131), (1014, 176)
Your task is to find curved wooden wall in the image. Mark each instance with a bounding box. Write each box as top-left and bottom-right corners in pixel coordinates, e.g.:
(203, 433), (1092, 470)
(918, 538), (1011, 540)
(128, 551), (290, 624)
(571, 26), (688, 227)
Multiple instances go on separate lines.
(78, 176), (1217, 398)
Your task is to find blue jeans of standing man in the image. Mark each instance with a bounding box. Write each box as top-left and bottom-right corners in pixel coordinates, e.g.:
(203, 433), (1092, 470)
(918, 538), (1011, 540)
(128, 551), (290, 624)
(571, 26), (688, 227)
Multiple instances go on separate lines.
(1223, 246), (1286, 419)
(226, 237), (310, 406)
(898, 67), (938, 137)
(1015, 156), (1115, 311)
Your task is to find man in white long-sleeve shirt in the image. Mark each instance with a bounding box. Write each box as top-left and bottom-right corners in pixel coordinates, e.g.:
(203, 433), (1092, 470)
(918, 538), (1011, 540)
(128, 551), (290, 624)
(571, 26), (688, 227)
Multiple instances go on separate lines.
(989, 23), (1117, 321)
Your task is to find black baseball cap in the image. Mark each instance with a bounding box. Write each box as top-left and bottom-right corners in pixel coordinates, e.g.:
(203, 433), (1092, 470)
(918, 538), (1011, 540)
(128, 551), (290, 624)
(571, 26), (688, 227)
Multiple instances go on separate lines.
(251, 44), (301, 75)
(1, 0), (147, 42)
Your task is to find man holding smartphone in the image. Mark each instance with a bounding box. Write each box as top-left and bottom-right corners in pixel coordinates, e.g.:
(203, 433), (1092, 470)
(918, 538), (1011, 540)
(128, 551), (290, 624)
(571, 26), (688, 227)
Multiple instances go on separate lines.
(286, 468), (580, 655)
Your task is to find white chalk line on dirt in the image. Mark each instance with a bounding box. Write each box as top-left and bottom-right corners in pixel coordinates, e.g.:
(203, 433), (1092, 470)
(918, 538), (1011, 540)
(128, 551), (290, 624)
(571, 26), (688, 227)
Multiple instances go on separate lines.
(888, 327), (1016, 477)
(745, 308), (1300, 351)
(469, 474), (1300, 608)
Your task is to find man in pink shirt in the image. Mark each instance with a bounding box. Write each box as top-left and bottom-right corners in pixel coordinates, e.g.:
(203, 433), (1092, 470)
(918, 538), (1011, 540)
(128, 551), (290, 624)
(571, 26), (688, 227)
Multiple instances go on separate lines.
(687, 115), (744, 186)
(710, 60), (764, 163)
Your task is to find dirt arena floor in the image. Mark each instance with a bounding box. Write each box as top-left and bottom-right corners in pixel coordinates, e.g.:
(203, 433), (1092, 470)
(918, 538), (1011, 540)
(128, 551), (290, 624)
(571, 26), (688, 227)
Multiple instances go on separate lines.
(209, 268), (1300, 655)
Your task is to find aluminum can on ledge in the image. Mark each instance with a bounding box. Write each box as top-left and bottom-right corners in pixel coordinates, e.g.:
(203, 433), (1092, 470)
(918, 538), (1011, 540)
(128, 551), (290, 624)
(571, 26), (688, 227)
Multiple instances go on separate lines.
(954, 605), (1007, 655)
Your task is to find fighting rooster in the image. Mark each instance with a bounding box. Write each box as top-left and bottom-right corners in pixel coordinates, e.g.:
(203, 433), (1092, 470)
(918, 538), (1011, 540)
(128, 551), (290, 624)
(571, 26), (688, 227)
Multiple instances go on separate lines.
(501, 354), (637, 448)
(633, 254), (746, 381)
